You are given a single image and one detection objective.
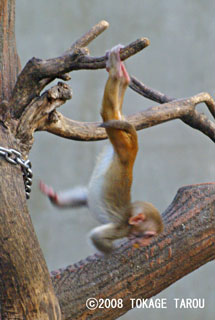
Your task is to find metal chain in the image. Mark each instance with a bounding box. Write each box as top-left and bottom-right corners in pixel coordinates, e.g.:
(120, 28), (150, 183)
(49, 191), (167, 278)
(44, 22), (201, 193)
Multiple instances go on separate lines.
(0, 147), (33, 199)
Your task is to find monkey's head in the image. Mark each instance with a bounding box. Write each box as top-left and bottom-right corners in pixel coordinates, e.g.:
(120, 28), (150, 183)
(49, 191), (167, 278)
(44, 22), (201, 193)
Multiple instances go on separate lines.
(128, 201), (164, 238)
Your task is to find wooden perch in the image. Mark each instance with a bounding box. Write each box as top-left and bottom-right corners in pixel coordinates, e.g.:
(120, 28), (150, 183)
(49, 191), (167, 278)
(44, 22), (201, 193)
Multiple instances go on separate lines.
(51, 183), (215, 320)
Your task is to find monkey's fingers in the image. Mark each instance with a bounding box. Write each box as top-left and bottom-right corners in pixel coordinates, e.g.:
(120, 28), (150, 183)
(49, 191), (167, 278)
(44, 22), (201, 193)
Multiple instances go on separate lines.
(100, 120), (136, 134)
(132, 237), (153, 248)
(121, 62), (130, 84)
(39, 181), (52, 195)
(129, 233), (155, 249)
(39, 181), (59, 204)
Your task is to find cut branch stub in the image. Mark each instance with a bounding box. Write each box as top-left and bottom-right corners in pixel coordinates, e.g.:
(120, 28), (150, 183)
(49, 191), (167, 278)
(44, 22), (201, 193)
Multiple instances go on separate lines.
(10, 49), (84, 119)
(71, 20), (109, 49)
(16, 82), (72, 156)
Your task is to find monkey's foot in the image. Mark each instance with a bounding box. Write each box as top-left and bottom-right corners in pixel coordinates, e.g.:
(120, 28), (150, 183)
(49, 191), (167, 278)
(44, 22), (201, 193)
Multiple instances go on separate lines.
(39, 181), (59, 204)
(106, 45), (130, 83)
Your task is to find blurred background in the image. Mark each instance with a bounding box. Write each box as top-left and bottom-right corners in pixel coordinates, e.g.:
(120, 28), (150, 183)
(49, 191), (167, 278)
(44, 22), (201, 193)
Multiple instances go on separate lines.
(16, 1), (215, 319)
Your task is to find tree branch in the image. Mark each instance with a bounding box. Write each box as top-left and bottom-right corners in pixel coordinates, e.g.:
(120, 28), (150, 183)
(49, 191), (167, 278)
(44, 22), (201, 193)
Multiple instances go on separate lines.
(10, 22), (149, 119)
(50, 183), (215, 320)
(130, 76), (215, 140)
(70, 20), (109, 49)
(129, 76), (175, 103)
(14, 51), (215, 147)
(16, 82), (72, 155)
(37, 92), (215, 143)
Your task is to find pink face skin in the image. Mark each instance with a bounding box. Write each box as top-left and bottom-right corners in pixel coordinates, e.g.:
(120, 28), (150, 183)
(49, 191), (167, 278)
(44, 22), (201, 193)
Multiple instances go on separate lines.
(128, 213), (158, 246)
(39, 181), (59, 204)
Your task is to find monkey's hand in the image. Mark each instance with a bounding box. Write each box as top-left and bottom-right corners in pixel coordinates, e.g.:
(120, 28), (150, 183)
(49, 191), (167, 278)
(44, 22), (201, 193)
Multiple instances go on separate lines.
(40, 181), (88, 208)
(90, 224), (115, 254)
(129, 231), (157, 248)
(39, 181), (60, 205)
(90, 223), (130, 254)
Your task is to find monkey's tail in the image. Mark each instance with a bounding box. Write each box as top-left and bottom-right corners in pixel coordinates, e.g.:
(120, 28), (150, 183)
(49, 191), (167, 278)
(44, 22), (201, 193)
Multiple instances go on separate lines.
(100, 120), (136, 134)
(100, 120), (137, 146)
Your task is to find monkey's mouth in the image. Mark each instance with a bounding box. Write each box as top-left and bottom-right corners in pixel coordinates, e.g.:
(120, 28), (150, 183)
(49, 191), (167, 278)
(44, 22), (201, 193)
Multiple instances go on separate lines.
(130, 231), (156, 239)
(131, 230), (157, 239)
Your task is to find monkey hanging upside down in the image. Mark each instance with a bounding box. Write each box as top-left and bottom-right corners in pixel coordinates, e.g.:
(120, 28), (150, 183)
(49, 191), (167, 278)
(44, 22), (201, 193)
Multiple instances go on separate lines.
(40, 45), (164, 253)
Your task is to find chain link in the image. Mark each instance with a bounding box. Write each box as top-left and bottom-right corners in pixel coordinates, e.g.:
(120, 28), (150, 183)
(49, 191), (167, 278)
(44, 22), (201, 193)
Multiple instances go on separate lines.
(0, 147), (33, 199)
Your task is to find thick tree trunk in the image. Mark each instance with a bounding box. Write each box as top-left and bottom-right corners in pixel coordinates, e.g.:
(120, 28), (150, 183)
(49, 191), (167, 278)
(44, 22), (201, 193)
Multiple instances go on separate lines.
(0, 1), (61, 319)
(0, 131), (61, 319)
(0, 0), (20, 102)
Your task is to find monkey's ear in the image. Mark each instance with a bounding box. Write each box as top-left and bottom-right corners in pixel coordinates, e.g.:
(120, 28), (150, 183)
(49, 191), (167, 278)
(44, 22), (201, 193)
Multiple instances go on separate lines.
(129, 213), (146, 226)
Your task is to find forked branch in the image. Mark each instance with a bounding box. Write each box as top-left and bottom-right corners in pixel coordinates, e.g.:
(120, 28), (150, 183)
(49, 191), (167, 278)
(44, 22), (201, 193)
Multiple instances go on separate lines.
(37, 91), (215, 143)
(8, 20), (214, 154)
(10, 19), (149, 119)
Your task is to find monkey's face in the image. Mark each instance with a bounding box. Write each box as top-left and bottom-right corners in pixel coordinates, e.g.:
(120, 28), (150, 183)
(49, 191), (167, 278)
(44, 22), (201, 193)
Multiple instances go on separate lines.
(128, 201), (164, 238)
(130, 218), (158, 238)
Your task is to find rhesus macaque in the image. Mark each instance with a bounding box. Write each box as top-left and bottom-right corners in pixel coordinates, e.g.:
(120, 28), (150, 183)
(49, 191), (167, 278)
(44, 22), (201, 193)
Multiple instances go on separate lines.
(40, 45), (164, 253)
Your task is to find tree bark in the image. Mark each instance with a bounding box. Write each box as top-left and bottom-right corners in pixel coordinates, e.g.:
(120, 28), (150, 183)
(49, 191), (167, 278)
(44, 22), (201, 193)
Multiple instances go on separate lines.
(0, 0), (20, 102)
(0, 1), (61, 319)
(51, 183), (215, 320)
(0, 129), (61, 319)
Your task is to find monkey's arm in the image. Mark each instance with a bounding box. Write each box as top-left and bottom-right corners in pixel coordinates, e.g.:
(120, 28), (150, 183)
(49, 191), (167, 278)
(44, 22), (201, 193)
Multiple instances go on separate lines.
(90, 222), (130, 253)
(39, 181), (88, 208)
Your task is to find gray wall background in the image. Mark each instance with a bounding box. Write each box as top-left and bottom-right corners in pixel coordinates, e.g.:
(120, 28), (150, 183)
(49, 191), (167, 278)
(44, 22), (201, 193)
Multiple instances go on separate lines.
(16, 1), (215, 319)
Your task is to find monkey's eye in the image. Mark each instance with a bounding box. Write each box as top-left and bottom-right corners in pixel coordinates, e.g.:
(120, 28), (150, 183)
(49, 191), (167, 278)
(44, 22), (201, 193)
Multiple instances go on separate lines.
(143, 231), (157, 238)
(143, 234), (154, 239)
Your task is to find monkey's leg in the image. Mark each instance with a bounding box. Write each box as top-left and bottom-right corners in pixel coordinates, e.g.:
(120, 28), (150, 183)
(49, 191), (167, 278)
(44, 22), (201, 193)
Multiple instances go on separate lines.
(118, 62), (130, 114)
(101, 45), (127, 122)
(101, 45), (137, 162)
(40, 181), (88, 208)
(105, 45), (130, 116)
